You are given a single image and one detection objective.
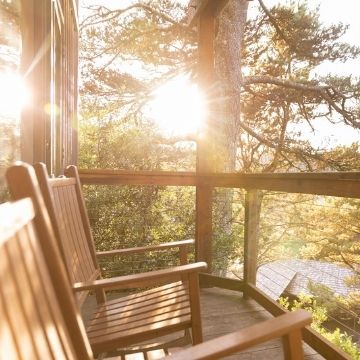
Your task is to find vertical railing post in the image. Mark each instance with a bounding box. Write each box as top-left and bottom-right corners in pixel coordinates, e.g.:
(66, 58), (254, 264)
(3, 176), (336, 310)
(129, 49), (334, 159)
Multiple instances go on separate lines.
(195, 5), (216, 272)
(244, 189), (260, 297)
(195, 185), (213, 271)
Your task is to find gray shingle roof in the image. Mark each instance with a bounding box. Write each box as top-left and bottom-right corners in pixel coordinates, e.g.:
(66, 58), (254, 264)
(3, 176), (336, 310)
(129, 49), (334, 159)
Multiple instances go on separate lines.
(257, 259), (359, 300)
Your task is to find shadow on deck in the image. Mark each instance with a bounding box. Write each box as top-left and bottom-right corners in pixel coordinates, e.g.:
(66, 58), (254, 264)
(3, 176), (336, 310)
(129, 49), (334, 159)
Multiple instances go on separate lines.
(82, 287), (323, 359)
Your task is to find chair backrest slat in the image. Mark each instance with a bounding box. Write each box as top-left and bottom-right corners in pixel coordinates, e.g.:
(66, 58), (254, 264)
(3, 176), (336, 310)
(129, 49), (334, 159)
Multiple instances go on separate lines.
(51, 181), (96, 281)
(33, 163), (101, 306)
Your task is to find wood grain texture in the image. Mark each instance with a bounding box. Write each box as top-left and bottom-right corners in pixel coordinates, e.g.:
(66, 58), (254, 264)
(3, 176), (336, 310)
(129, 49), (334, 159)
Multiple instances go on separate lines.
(5, 163), (94, 359)
(20, 0), (78, 172)
(243, 189), (260, 289)
(73, 262), (207, 291)
(164, 309), (311, 360)
(195, 4), (217, 271)
(35, 162), (100, 306)
(78, 169), (360, 198)
(0, 198), (93, 360)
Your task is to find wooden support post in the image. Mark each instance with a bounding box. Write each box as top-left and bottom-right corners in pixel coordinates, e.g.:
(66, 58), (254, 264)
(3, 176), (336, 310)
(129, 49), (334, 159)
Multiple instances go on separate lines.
(195, 5), (216, 272)
(20, 0), (79, 175)
(20, 0), (51, 168)
(188, 272), (204, 344)
(243, 189), (260, 297)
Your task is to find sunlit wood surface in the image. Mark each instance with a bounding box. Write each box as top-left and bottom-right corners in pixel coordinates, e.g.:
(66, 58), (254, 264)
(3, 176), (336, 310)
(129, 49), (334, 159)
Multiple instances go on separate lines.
(82, 287), (323, 360)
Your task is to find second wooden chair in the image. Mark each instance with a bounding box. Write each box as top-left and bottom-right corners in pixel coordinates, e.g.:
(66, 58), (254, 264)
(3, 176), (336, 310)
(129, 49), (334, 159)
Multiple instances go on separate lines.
(6, 163), (207, 358)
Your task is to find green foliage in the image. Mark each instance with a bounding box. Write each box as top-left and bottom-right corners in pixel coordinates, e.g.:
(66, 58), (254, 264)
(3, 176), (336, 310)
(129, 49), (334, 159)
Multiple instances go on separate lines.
(344, 293), (360, 320)
(324, 144), (360, 171)
(79, 91), (197, 274)
(211, 188), (245, 275)
(308, 282), (340, 315)
(0, 121), (20, 165)
(307, 282), (360, 329)
(326, 329), (360, 360)
(280, 294), (360, 359)
(0, 0), (20, 71)
(0, 1), (21, 173)
(84, 183), (196, 276)
(0, 186), (9, 204)
(294, 195), (360, 285)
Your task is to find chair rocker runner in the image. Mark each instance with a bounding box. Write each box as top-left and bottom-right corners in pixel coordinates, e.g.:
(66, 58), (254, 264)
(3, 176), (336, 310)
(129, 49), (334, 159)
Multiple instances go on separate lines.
(0, 197), (312, 360)
(6, 163), (207, 357)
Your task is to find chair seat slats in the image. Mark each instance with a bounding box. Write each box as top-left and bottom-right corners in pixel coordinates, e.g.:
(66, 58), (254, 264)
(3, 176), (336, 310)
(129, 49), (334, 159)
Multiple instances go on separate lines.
(87, 284), (190, 332)
(89, 315), (192, 354)
(92, 294), (189, 323)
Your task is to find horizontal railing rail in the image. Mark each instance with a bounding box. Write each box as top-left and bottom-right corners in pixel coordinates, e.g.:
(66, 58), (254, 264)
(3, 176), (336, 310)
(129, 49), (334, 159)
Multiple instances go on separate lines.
(78, 169), (360, 198)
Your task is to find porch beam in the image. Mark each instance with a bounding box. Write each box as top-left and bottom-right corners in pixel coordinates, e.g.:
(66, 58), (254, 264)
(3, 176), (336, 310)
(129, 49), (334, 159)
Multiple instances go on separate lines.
(195, 2), (217, 271)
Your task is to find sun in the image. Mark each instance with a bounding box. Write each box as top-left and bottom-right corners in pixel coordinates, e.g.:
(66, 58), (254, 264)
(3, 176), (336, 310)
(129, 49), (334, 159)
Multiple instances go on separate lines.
(0, 72), (29, 118)
(148, 75), (206, 137)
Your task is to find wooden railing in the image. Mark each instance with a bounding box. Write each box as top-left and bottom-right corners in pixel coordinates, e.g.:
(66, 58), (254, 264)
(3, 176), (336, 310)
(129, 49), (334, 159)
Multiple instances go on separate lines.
(78, 168), (360, 197)
(79, 168), (359, 360)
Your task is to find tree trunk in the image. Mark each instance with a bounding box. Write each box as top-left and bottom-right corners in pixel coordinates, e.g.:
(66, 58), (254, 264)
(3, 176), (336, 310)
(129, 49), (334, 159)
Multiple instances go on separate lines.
(215, 0), (249, 173)
(212, 0), (249, 275)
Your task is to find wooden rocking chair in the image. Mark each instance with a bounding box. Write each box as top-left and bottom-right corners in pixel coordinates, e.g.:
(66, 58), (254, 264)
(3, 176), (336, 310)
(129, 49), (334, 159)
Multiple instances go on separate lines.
(0, 198), (93, 360)
(6, 163), (207, 357)
(0, 197), (311, 360)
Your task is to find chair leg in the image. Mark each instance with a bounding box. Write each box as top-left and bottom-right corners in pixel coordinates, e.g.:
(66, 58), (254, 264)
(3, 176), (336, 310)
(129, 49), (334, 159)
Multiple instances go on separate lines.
(188, 274), (203, 344)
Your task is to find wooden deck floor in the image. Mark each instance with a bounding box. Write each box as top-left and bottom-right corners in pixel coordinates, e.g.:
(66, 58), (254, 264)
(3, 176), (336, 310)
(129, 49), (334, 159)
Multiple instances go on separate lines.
(82, 287), (323, 360)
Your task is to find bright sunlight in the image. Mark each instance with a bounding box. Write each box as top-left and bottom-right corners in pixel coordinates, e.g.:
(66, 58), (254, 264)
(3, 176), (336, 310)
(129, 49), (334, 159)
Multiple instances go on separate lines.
(0, 72), (29, 118)
(148, 75), (206, 137)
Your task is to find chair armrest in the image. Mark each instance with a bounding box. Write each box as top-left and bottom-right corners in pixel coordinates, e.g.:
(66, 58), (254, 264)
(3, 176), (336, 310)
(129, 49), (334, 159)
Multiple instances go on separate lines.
(96, 239), (195, 265)
(73, 261), (207, 292)
(96, 239), (194, 257)
(162, 310), (312, 360)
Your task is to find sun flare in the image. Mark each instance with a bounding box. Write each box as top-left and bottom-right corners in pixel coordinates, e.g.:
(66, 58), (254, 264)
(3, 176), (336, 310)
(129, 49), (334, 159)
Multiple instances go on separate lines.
(149, 75), (206, 137)
(0, 72), (30, 118)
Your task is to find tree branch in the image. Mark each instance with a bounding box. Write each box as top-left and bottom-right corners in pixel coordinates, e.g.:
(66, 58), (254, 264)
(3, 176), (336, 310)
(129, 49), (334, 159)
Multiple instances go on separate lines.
(243, 75), (330, 92)
(81, 4), (193, 32)
(340, 252), (360, 275)
(242, 75), (359, 128)
(257, 0), (319, 61)
(235, 117), (326, 165)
